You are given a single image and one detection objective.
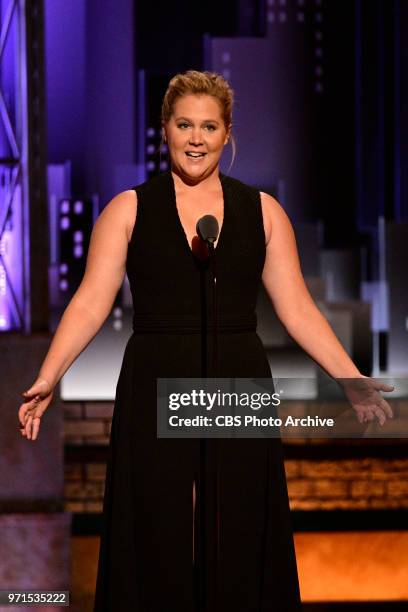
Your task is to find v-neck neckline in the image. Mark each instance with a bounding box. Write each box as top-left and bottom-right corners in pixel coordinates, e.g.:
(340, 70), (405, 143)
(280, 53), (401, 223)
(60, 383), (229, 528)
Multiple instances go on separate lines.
(168, 170), (227, 257)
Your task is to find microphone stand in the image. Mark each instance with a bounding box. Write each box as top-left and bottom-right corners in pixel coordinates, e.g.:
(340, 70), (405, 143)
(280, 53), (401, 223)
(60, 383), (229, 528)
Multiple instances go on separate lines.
(196, 238), (219, 612)
(196, 249), (207, 612)
(208, 241), (219, 609)
(208, 242), (218, 377)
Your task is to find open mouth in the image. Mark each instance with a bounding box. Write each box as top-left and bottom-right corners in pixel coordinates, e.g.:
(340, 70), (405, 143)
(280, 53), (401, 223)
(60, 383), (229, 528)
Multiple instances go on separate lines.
(185, 152), (207, 159)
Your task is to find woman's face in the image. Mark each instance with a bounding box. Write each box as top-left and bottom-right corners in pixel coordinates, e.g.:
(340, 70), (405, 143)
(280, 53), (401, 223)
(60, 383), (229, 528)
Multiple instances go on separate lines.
(163, 94), (231, 182)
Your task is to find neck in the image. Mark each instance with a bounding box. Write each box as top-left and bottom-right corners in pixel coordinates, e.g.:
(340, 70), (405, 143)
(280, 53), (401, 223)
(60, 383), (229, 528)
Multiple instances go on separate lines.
(170, 166), (221, 191)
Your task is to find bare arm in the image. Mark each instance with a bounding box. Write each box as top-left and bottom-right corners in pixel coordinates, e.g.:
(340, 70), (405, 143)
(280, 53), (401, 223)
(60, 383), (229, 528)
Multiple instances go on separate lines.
(260, 191), (361, 379)
(38, 189), (137, 389)
(18, 189), (137, 441)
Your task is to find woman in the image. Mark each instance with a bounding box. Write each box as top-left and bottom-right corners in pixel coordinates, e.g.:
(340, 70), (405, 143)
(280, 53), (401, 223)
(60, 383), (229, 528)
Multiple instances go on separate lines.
(18, 70), (393, 611)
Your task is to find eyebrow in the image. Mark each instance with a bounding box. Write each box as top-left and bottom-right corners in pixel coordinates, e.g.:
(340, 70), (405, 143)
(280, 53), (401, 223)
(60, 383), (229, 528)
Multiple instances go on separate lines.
(175, 116), (220, 124)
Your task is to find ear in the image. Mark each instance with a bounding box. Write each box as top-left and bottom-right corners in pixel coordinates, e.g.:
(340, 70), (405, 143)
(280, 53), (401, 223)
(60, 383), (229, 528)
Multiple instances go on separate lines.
(224, 123), (232, 145)
(161, 125), (167, 142)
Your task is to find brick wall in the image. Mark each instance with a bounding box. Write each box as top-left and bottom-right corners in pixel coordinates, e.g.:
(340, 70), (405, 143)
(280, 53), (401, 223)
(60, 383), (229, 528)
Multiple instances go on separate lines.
(64, 401), (113, 513)
(285, 457), (408, 510)
(63, 400), (408, 513)
(64, 402), (112, 445)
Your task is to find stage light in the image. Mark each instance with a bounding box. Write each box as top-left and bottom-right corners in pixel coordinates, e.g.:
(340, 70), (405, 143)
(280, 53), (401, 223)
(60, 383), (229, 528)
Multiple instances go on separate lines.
(74, 200), (84, 214)
(60, 200), (70, 214)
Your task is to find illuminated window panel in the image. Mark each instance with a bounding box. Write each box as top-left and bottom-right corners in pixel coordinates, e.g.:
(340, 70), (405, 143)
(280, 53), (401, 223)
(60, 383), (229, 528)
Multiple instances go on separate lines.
(142, 73), (171, 179)
(54, 198), (94, 304)
(73, 200), (83, 214)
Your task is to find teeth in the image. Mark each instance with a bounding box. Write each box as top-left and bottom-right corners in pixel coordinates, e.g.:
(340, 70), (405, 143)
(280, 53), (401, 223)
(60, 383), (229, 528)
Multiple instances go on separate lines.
(186, 152), (206, 157)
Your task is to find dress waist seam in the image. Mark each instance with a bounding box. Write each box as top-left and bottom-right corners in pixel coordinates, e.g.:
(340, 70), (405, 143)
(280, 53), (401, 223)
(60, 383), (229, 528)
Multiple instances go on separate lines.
(132, 312), (257, 334)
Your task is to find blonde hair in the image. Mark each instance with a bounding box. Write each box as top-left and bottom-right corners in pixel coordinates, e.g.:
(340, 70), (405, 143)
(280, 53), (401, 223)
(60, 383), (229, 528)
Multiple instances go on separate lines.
(160, 70), (236, 173)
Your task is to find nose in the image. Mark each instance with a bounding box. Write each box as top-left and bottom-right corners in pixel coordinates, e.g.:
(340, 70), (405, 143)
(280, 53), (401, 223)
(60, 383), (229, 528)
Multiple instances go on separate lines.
(189, 127), (203, 146)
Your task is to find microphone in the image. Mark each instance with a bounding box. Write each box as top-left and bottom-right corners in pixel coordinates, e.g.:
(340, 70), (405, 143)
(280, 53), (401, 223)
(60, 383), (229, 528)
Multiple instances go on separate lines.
(196, 215), (219, 244)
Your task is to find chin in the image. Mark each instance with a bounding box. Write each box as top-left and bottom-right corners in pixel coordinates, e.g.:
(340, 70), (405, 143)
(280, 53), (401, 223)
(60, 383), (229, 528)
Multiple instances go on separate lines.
(186, 162), (215, 174)
(180, 166), (208, 178)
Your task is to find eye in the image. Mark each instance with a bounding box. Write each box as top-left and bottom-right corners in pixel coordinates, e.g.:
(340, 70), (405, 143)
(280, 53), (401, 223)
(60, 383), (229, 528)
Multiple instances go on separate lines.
(177, 122), (190, 129)
(204, 124), (217, 131)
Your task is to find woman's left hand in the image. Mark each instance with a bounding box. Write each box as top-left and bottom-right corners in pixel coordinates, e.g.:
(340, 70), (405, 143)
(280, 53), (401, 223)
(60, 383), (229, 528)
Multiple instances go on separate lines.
(338, 376), (395, 426)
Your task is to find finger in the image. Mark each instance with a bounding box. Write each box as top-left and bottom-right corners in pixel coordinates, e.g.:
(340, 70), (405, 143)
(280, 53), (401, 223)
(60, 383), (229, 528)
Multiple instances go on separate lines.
(19, 399), (34, 421)
(357, 409), (369, 424)
(380, 398), (393, 419)
(24, 410), (33, 424)
(18, 407), (26, 426)
(373, 382), (395, 392)
(27, 411), (42, 436)
(22, 386), (40, 398)
(374, 408), (386, 426)
(21, 418), (28, 437)
(24, 411), (33, 426)
(22, 382), (45, 399)
(21, 395), (41, 412)
(20, 408), (29, 425)
(31, 418), (41, 441)
(21, 397), (41, 421)
(24, 379), (51, 398)
(25, 417), (33, 436)
(23, 407), (34, 424)
(26, 415), (33, 439)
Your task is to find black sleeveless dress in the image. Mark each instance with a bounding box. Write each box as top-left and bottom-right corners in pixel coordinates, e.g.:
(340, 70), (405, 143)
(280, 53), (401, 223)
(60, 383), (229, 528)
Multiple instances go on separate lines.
(93, 170), (301, 611)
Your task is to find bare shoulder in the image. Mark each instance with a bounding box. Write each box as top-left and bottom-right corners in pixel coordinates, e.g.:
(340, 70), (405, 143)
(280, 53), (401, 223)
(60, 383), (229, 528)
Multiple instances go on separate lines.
(259, 191), (294, 246)
(98, 189), (138, 243)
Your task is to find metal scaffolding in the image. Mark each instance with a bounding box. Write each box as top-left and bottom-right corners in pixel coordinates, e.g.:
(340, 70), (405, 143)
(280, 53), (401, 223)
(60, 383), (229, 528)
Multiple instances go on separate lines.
(0, 0), (48, 333)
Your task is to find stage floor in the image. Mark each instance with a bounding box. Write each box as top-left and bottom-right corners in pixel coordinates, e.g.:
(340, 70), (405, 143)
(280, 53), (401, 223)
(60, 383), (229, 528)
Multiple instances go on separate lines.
(68, 530), (408, 610)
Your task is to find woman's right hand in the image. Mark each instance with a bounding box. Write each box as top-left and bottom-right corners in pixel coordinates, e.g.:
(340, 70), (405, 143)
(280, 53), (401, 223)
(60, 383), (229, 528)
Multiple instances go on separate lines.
(338, 376), (394, 426)
(18, 378), (54, 441)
